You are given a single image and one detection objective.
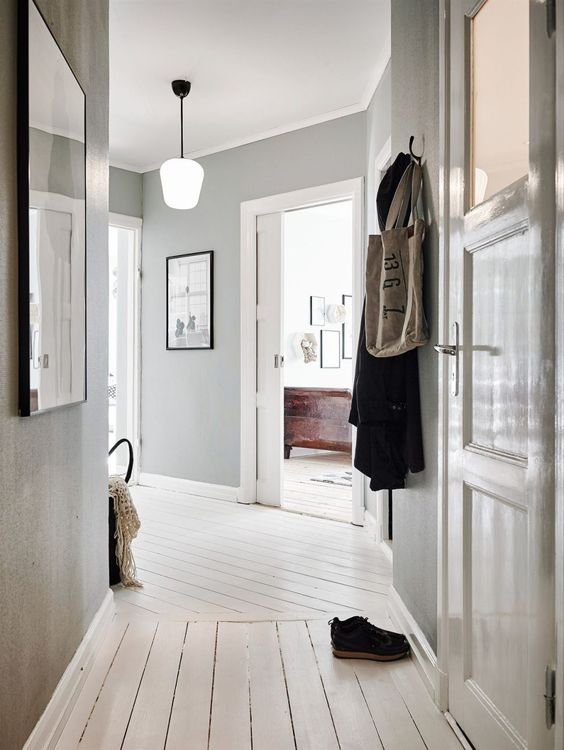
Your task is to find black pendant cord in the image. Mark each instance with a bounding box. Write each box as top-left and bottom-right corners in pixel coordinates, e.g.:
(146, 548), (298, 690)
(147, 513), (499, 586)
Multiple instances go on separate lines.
(180, 95), (184, 158)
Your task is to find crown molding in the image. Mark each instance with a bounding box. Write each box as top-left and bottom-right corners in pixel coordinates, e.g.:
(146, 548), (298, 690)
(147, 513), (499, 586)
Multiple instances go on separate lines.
(111, 48), (392, 176)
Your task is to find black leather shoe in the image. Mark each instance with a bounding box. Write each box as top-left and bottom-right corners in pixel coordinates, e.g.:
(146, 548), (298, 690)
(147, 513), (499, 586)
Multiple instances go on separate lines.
(329, 616), (410, 661)
(330, 616), (408, 644)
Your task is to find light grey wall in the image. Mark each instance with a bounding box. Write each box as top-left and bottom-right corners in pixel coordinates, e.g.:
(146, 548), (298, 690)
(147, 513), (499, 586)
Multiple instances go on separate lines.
(109, 165), (143, 218)
(390, 0), (440, 652)
(363, 63), (392, 522)
(141, 113), (366, 485)
(365, 61), (391, 237)
(0, 0), (109, 747)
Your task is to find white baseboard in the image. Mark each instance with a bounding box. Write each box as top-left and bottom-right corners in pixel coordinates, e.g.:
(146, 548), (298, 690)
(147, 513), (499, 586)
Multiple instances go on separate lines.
(364, 508), (393, 563)
(23, 589), (115, 750)
(387, 585), (447, 709)
(139, 472), (239, 502)
(363, 508), (379, 540)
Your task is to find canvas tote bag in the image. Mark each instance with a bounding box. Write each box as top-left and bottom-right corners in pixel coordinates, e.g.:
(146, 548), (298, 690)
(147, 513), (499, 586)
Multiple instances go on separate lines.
(365, 160), (429, 357)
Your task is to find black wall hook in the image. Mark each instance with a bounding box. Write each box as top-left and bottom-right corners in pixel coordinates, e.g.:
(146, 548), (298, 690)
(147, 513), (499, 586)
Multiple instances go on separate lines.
(409, 135), (423, 165)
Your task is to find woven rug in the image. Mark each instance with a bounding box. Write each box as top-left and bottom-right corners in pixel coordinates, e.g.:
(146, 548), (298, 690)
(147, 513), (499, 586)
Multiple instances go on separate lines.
(310, 471), (353, 488)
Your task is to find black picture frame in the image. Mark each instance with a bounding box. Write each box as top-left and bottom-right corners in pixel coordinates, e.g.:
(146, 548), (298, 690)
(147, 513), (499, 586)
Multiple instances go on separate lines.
(166, 250), (214, 350)
(18, 0), (87, 416)
(342, 294), (353, 359)
(310, 295), (325, 326)
(320, 329), (341, 369)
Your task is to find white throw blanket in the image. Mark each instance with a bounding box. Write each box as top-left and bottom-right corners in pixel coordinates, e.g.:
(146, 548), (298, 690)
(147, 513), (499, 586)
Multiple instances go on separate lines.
(109, 476), (142, 587)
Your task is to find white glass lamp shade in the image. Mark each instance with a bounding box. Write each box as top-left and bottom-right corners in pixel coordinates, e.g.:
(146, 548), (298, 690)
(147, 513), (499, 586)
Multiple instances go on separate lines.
(160, 157), (204, 209)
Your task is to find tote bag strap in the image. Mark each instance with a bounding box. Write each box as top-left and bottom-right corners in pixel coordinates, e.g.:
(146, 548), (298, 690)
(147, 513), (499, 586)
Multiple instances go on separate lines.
(385, 160), (423, 230)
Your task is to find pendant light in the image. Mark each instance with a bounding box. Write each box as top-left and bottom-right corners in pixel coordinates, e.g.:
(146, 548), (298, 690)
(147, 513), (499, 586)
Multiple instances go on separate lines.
(160, 80), (204, 209)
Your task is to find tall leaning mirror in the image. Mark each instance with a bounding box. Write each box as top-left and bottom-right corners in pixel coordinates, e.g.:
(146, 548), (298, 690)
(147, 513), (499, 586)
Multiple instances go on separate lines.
(18, 0), (86, 416)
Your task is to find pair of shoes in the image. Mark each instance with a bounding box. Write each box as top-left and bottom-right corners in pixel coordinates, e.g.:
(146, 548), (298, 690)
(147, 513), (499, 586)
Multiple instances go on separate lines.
(329, 616), (410, 662)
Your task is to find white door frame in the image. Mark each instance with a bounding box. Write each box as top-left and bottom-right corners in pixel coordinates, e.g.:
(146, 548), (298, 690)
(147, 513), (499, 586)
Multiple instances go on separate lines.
(239, 178), (365, 525)
(366, 138), (395, 547)
(555, 0), (564, 743)
(108, 213), (142, 484)
(435, 0), (451, 714)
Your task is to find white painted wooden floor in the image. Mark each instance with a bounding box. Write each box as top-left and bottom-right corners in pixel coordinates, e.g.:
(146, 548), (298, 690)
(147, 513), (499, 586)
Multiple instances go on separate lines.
(115, 485), (387, 620)
(283, 451), (352, 523)
(54, 488), (462, 749)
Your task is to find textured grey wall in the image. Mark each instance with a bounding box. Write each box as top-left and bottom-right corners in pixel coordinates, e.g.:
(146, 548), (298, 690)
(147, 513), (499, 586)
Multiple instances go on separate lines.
(109, 165), (143, 217)
(0, 1), (109, 747)
(390, 0), (439, 651)
(141, 113), (366, 486)
(363, 62), (391, 521)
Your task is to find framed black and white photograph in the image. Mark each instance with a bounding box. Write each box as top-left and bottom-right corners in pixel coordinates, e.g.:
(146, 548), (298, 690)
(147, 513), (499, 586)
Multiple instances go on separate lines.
(342, 294), (353, 359)
(167, 250), (214, 350)
(18, 0), (87, 416)
(310, 295), (325, 326)
(320, 329), (341, 369)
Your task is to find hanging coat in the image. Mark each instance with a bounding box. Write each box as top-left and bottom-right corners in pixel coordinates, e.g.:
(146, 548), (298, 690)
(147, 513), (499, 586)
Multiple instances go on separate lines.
(349, 153), (425, 490)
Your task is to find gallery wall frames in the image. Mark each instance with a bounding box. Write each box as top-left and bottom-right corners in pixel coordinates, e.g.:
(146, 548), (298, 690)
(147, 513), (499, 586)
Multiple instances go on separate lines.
(342, 294), (353, 359)
(310, 295), (325, 326)
(18, 0), (87, 416)
(320, 329), (341, 369)
(166, 250), (214, 349)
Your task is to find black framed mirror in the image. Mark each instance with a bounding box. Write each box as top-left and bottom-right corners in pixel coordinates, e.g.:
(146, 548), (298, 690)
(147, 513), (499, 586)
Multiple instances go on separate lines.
(18, 0), (87, 416)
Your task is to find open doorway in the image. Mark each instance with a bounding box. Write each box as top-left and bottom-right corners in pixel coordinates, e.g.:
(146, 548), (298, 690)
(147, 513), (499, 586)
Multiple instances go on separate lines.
(108, 214), (141, 480)
(241, 179), (364, 525)
(281, 201), (353, 522)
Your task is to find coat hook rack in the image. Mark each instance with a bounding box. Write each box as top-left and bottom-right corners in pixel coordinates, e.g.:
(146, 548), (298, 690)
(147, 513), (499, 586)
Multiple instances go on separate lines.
(409, 135), (423, 165)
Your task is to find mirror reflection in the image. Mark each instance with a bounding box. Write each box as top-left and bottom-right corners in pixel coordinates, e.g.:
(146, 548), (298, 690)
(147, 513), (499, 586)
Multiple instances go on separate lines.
(25, 0), (86, 414)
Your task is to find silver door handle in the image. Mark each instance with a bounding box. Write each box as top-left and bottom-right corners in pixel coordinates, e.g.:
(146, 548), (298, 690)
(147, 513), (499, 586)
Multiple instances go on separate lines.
(274, 354), (285, 368)
(434, 344), (457, 356)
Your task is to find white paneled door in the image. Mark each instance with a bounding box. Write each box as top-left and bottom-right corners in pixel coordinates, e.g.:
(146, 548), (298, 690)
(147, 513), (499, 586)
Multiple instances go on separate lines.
(256, 212), (284, 505)
(446, 1), (555, 749)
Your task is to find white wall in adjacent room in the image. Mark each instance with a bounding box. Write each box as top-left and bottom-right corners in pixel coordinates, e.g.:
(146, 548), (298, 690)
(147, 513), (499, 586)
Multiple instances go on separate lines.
(283, 200), (353, 389)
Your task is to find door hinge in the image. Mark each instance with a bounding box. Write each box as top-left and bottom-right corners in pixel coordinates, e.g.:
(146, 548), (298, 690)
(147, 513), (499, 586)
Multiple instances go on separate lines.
(547, 0), (556, 37)
(545, 665), (556, 728)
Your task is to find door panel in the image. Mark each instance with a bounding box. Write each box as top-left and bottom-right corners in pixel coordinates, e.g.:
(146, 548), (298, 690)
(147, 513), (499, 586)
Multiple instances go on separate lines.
(256, 213), (284, 505)
(447, 1), (555, 748)
(466, 217), (529, 458)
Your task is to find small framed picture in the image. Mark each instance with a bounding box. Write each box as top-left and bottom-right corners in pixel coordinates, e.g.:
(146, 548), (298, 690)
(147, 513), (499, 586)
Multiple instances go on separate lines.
(320, 329), (341, 368)
(310, 295), (325, 326)
(166, 250), (214, 349)
(342, 294), (353, 359)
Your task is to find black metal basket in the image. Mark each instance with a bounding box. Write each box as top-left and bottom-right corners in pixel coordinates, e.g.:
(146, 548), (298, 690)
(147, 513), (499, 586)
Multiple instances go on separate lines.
(108, 438), (134, 585)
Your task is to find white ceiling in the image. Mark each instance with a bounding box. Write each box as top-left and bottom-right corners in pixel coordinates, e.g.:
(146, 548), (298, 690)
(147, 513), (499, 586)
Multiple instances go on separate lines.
(109, 0), (390, 172)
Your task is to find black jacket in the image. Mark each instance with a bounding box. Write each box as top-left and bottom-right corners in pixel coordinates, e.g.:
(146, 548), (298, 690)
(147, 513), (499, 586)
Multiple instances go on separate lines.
(349, 153), (425, 490)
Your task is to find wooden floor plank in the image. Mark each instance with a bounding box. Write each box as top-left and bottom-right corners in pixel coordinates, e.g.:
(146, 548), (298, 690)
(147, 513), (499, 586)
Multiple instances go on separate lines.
(138, 528), (391, 590)
(55, 620), (129, 749)
(208, 623), (252, 750)
(138, 526), (390, 587)
(248, 622), (295, 750)
(277, 620), (339, 750)
(353, 659), (427, 750)
(389, 659), (463, 749)
(138, 509), (382, 569)
(165, 622), (218, 750)
(283, 452), (352, 523)
(136, 564), (288, 614)
(121, 621), (186, 750)
(134, 540), (389, 606)
(135, 548), (366, 612)
(79, 620), (157, 749)
(306, 619), (384, 750)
